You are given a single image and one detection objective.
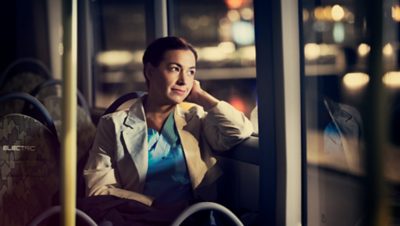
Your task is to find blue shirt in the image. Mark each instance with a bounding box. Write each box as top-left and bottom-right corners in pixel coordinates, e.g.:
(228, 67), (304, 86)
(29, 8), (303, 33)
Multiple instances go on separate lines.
(143, 112), (193, 204)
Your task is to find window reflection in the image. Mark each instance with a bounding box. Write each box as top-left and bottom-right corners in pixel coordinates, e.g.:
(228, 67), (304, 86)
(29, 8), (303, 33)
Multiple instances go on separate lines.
(303, 0), (400, 225)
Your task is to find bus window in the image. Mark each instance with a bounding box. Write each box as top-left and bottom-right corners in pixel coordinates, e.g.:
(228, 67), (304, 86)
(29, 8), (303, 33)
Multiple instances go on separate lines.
(169, 0), (259, 214)
(169, 0), (257, 122)
(301, 0), (400, 225)
(92, 0), (147, 108)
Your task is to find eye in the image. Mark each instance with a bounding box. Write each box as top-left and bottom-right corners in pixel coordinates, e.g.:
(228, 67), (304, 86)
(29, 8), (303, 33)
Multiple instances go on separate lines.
(169, 66), (180, 72)
(188, 69), (196, 76)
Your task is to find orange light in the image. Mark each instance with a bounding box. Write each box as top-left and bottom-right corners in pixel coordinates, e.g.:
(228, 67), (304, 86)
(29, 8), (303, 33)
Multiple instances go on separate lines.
(225, 0), (243, 9)
(229, 96), (247, 113)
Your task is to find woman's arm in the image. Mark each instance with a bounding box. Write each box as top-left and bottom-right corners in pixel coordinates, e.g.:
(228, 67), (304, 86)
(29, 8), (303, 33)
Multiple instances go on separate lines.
(185, 80), (219, 111)
(202, 101), (254, 151)
(83, 115), (154, 206)
(186, 80), (254, 151)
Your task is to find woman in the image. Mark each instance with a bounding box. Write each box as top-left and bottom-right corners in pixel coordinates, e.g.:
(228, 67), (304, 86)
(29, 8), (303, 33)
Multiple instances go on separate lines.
(83, 37), (253, 225)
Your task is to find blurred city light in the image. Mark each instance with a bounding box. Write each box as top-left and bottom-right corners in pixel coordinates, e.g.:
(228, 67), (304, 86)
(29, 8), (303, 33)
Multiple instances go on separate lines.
(229, 96), (247, 113)
(333, 22), (345, 43)
(239, 46), (256, 61)
(313, 5), (349, 22)
(198, 47), (226, 61)
(383, 43), (394, 57)
(357, 43), (370, 57)
(225, 0), (244, 9)
(392, 5), (400, 22)
(240, 7), (253, 20)
(304, 43), (320, 60)
(218, 41), (236, 54)
(227, 10), (241, 22)
(303, 9), (310, 21)
(343, 72), (370, 90)
(96, 50), (134, 66)
(331, 5), (345, 21)
(383, 71), (400, 88)
(232, 21), (254, 45)
(314, 7), (324, 20)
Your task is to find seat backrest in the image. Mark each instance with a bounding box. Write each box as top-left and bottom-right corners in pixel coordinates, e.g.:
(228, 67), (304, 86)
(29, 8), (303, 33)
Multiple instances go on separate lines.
(0, 93), (59, 226)
(26, 79), (95, 162)
(0, 58), (53, 116)
(29, 79), (90, 115)
(41, 95), (96, 161)
(170, 202), (244, 226)
(39, 94), (96, 199)
(103, 91), (146, 115)
(28, 205), (98, 226)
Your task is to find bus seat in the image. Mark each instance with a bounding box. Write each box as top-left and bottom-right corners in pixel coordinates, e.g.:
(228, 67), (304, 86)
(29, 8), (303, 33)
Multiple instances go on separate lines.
(0, 93), (59, 226)
(0, 58), (53, 116)
(103, 91), (146, 116)
(41, 95), (96, 162)
(28, 79), (90, 115)
(28, 205), (98, 226)
(39, 95), (96, 198)
(24, 79), (94, 163)
(171, 202), (244, 226)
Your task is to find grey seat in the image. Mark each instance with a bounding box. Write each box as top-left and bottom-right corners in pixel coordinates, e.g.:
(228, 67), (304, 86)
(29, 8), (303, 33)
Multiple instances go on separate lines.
(103, 91), (146, 116)
(0, 92), (59, 226)
(0, 58), (53, 116)
(28, 80), (97, 199)
(28, 79), (90, 115)
(28, 205), (98, 226)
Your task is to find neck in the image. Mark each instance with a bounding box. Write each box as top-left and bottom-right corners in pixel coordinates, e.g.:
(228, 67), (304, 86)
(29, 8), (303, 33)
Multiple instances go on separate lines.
(143, 95), (175, 131)
(144, 94), (175, 115)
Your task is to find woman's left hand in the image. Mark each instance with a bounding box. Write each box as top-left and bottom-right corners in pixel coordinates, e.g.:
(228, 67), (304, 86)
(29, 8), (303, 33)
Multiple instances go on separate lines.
(185, 80), (203, 103)
(185, 80), (219, 110)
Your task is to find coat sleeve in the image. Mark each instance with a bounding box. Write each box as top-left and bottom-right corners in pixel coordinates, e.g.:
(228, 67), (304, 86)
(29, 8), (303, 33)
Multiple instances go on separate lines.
(202, 101), (254, 151)
(83, 115), (154, 206)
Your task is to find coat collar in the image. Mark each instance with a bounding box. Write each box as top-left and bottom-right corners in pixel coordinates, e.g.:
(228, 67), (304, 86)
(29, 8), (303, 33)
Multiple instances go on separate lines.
(120, 98), (204, 189)
(120, 97), (148, 187)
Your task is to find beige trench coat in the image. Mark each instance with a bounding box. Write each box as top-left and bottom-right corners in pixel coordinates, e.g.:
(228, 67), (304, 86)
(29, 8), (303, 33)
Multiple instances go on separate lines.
(84, 98), (253, 206)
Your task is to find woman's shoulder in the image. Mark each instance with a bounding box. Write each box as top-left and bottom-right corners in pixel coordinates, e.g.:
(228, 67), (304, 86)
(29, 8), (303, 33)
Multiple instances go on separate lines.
(102, 108), (130, 120)
(102, 97), (143, 120)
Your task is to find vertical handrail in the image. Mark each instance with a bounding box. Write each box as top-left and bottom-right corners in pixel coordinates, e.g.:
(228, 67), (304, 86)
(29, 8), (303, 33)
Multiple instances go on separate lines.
(145, 0), (168, 44)
(154, 0), (168, 38)
(254, 0), (286, 225)
(364, 0), (390, 225)
(280, 0), (302, 225)
(62, 0), (78, 225)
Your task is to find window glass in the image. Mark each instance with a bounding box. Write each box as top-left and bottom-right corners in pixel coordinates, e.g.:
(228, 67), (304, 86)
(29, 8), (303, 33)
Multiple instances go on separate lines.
(93, 0), (146, 108)
(302, 0), (400, 225)
(170, 0), (257, 124)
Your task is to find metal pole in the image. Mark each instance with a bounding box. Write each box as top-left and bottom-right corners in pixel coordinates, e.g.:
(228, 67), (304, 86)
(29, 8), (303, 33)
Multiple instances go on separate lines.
(364, 0), (390, 225)
(61, 0), (78, 225)
(154, 0), (168, 38)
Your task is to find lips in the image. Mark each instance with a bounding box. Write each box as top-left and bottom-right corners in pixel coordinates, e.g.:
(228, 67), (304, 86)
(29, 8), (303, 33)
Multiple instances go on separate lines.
(171, 88), (187, 95)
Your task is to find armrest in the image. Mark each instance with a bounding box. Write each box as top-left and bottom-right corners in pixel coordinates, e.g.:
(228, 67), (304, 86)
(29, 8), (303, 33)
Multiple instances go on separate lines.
(214, 136), (260, 165)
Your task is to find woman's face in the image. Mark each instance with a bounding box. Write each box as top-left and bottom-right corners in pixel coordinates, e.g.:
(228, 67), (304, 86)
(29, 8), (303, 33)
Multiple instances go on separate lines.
(146, 49), (196, 105)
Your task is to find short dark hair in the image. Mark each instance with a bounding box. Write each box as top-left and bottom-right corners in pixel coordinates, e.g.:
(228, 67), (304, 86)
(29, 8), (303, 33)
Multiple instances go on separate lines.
(142, 36), (198, 67)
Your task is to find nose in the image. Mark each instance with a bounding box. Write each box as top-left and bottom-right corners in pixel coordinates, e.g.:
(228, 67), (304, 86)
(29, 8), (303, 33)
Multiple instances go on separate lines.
(177, 71), (188, 85)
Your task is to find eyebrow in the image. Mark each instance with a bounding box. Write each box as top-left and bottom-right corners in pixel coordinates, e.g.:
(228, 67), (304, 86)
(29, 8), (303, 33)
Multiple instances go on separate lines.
(168, 62), (196, 69)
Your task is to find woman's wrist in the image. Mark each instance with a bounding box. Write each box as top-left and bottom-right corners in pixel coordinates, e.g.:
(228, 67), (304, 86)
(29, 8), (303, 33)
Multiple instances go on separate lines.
(192, 90), (219, 111)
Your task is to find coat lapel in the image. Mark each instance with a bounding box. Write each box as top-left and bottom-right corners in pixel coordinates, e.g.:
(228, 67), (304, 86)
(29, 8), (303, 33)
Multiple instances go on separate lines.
(120, 98), (148, 187)
(175, 105), (207, 189)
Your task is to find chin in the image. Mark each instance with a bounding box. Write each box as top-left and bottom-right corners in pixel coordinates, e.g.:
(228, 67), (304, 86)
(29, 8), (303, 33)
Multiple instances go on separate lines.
(167, 94), (187, 104)
(171, 97), (185, 104)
